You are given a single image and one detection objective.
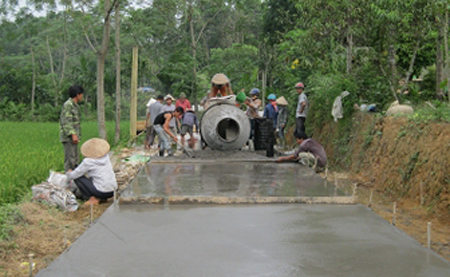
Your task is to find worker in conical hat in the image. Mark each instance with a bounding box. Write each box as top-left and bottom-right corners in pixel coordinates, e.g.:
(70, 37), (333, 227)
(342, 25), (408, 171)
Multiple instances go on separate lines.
(209, 73), (233, 98)
(276, 96), (289, 149)
(66, 138), (117, 206)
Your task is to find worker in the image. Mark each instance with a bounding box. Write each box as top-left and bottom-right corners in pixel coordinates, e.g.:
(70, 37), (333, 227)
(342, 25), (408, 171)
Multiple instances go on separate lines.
(276, 132), (327, 172)
(153, 106), (184, 156)
(276, 96), (289, 149)
(263, 93), (278, 132)
(66, 138), (117, 206)
(209, 73), (233, 98)
(145, 95), (164, 149)
(244, 88), (262, 139)
(294, 82), (308, 136)
(180, 108), (199, 149)
(162, 94), (178, 147)
(175, 92), (192, 112)
(200, 73), (234, 109)
(59, 85), (84, 172)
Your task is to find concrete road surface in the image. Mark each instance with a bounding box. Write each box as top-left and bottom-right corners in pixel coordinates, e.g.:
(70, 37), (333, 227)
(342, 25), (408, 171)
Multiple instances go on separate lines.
(38, 204), (450, 276)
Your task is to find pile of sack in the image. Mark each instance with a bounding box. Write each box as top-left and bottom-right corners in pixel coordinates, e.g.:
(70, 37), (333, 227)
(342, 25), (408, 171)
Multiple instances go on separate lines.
(31, 171), (79, 212)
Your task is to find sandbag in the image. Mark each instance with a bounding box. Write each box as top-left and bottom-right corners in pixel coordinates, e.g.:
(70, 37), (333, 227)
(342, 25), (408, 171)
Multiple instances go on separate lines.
(386, 105), (414, 116)
(32, 182), (78, 212)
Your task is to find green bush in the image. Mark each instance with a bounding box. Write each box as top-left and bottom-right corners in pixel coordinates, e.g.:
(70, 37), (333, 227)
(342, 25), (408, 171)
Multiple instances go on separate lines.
(0, 204), (23, 241)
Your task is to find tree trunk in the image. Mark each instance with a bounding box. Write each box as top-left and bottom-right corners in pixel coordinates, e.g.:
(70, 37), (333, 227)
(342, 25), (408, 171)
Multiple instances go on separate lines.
(445, 9), (450, 103)
(31, 46), (36, 119)
(188, 2), (198, 110)
(97, 0), (114, 140)
(47, 36), (58, 106)
(346, 31), (353, 75)
(115, 1), (121, 144)
(436, 16), (445, 99)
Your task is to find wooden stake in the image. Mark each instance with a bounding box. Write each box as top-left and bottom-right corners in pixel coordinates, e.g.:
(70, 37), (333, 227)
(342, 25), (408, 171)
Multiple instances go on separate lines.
(334, 172), (338, 188)
(392, 202), (396, 226)
(90, 203), (93, 225)
(427, 222), (431, 249)
(420, 181), (424, 206)
(368, 190), (373, 208)
(28, 253), (34, 277)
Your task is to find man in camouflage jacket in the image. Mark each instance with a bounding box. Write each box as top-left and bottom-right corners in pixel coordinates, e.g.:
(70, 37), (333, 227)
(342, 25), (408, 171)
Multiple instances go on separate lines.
(60, 85), (84, 171)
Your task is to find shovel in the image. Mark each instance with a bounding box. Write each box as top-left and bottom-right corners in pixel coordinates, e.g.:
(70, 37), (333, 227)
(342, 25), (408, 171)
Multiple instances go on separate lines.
(177, 141), (195, 158)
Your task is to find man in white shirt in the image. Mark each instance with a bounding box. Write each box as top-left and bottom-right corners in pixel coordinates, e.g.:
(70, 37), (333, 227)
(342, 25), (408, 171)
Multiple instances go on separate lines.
(294, 82), (308, 136)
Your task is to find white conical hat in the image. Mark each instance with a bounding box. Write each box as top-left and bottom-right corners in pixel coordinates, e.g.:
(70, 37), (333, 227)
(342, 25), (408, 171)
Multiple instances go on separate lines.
(81, 138), (110, 158)
(276, 96), (289, 106)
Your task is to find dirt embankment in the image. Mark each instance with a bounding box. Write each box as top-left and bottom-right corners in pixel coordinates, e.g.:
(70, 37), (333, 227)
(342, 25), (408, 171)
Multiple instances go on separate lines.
(316, 112), (450, 261)
(317, 113), (449, 219)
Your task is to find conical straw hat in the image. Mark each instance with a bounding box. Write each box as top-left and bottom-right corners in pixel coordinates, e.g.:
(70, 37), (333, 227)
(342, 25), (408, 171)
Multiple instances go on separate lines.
(276, 96), (289, 106)
(211, 73), (229, 85)
(81, 138), (110, 158)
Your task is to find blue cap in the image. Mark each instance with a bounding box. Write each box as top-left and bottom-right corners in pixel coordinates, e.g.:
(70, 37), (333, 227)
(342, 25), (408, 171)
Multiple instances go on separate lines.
(250, 88), (260, 95)
(268, 94), (276, 100)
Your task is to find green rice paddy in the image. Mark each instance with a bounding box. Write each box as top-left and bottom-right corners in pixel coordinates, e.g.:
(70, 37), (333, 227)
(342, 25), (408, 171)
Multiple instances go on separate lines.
(0, 121), (130, 205)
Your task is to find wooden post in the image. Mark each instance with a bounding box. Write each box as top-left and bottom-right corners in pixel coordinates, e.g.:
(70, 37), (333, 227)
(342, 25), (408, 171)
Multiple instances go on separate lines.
(130, 46), (138, 137)
(392, 202), (396, 226)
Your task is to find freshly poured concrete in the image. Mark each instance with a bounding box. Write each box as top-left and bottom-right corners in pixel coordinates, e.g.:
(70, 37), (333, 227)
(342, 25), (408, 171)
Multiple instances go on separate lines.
(120, 162), (354, 204)
(38, 204), (450, 276)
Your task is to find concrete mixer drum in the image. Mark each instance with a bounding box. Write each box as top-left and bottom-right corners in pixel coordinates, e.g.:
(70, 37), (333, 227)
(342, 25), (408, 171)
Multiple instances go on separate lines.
(200, 103), (251, 151)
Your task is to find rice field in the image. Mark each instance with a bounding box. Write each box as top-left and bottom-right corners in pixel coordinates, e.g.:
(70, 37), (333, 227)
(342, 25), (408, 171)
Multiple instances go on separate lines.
(0, 121), (130, 205)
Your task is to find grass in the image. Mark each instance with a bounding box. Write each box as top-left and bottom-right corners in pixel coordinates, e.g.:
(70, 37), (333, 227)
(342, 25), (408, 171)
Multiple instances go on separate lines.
(0, 121), (131, 205)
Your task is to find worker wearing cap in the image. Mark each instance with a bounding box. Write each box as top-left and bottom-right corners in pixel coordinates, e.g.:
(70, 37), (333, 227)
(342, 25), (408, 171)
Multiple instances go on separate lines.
(244, 88), (262, 139)
(294, 82), (308, 136)
(162, 94), (178, 147)
(263, 93), (278, 131)
(66, 138), (117, 206)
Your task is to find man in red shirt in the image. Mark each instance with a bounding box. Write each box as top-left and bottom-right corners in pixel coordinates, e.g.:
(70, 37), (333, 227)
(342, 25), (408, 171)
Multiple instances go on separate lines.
(175, 92), (191, 112)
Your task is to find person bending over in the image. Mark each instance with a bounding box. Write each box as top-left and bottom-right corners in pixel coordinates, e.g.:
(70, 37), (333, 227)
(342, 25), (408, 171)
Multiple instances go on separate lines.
(276, 132), (327, 172)
(153, 106), (184, 156)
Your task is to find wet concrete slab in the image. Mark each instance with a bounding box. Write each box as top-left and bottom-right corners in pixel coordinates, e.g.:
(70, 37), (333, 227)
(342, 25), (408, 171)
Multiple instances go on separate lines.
(120, 161), (354, 204)
(38, 204), (450, 276)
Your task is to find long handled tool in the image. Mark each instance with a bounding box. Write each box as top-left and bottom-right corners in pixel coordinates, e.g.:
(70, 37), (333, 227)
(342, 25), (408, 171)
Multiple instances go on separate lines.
(177, 141), (195, 158)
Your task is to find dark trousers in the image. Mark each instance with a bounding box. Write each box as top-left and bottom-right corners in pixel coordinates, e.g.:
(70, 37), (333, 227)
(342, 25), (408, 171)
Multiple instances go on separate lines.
(63, 142), (79, 172)
(295, 117), (306, 136)
(74, 176), (114, 200)
(145, 125), (157, 146)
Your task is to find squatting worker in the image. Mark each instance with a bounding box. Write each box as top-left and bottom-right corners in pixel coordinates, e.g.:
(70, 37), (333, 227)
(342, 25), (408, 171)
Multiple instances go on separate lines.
(154, 106), (184, 157)
(209, 73), (233, 98)
(295, 82), (308, 136)
(66, 138), (117, 206)
(59, 85), (84, 172)
(276, 132), (327, 173)
(200, 73), (234, 109)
